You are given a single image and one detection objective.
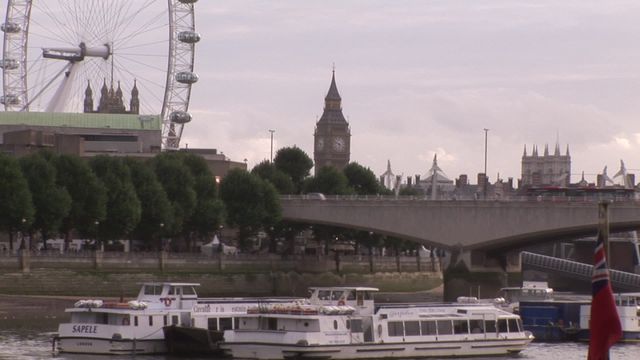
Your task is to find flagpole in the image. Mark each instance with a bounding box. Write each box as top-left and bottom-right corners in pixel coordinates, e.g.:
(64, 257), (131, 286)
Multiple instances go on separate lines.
(598, 200), (611, 265)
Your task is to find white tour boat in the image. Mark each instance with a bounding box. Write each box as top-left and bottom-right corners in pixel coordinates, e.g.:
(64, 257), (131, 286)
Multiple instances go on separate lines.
(579, 292), (640, 342)
(54, 282), (199, 355)
(221, 286), (534, 359)
(163, 296), (302, 355)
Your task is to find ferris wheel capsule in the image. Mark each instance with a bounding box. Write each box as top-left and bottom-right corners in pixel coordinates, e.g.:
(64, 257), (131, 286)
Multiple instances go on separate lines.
(178, 31), (201, 44)
(178, 0), (198, 3)
(0, 58), (19, 70)
(0, 94), (20, 105)
(1, 22), (21, 33)
(170, 111), (192, 124)
(175, 71), (199, 84)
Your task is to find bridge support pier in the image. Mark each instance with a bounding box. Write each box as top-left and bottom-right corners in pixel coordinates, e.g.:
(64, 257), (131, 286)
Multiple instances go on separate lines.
(442, 249), (522, 301)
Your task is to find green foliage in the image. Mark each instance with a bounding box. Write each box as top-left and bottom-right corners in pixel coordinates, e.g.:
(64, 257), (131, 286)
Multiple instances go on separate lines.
(187, 174), (226, 241)
(151, 153), (197, 236)
(343, 162), (381, 195)
(125, 158), (174, 248)
(399, 186), (420, 196)
(273, 147), (313, 193)
(54, 154), (107, 239)
(303, 166), (351, 195)
(0, 154), (34, 241)
(251, 160), (295, 194)
(90, 156), (141, 241)
(220, 169), (281, 250)
(19, 152), (71, 239)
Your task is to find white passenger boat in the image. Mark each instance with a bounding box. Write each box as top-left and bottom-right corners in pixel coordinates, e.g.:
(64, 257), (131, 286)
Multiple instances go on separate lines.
(221, 286), (534, 359)
(163, 296), (302, 355)
(578, 292), (640, 342)
(54, 282), (199, 355)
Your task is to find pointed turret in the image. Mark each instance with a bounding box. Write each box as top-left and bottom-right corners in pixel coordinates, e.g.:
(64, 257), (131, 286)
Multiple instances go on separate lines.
(566, 145), (570, 157)
(325, 69), (341, 102)
(544, 144), (549, 156)
(84, 81), (94, 113)
(532, 145), (538, 157)
(523, 144), (527, 157)
(130, 79), (140, 114)
(554, 142), (560, 156)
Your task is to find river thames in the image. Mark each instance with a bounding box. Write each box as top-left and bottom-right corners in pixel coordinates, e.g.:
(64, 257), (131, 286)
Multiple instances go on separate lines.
(1, 295), (638, 359)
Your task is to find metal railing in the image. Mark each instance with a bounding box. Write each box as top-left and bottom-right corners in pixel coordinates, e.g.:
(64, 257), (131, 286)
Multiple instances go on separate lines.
(521, 251), (640, 290)
(282, 194), (640, 203)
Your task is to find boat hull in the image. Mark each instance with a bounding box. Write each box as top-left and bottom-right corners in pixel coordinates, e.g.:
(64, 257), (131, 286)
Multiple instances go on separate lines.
(55, 336), (166, 355)
(577, 330), (640, 343)
(222, 338), (533, 360)
(163, 325), (224, 355)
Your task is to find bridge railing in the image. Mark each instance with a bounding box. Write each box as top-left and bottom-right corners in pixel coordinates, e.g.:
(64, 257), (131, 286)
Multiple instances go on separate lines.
(521, 251), (640, 290)
(282, 194), (639, 203)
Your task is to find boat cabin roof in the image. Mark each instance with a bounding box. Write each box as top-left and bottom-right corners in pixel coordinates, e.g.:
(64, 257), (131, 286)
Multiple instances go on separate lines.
(138, 282), (200, 287)
(308, 286), (379, 292)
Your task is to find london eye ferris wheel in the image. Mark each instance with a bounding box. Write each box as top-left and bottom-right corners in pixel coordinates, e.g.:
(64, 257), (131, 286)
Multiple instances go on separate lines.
(1, 0), (199, 150)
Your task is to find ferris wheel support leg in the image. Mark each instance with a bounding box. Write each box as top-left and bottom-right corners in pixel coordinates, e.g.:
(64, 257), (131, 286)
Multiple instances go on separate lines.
(45, 62), (78, 113)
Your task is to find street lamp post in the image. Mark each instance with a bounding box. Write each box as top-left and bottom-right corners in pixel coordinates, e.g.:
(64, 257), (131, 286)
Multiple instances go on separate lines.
(483, 128), (489, 198)
(269, 129), (275, 163)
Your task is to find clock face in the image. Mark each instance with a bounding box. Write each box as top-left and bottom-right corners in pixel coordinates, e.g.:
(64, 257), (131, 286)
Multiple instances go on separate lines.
(333, 136), (346, 152)
(316, 138), (324, 151)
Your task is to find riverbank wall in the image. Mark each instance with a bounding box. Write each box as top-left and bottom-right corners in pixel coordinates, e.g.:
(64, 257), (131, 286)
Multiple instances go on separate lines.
(0, 251), (442, 297)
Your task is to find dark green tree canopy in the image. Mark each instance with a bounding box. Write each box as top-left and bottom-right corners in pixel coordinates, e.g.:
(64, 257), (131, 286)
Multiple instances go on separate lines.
(151, 153), (197, 236)
(54, 154), (107, 238)
(90, 156), (141, 241)
(19, 152), (71, 238)
(251, 160), (295, 194)
(125, 158), (173, 248)
(273, 146), (313, 193)
(343, 162), (381, 195)
(0, 154), (34, 234)
(303, 166), (351, 195)
(220, 169), (281, 248)
(187, 174), (226, 241)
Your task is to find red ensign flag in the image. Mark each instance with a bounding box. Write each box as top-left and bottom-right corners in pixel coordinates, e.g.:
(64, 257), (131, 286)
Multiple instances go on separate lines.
(588, 232), (622, 360)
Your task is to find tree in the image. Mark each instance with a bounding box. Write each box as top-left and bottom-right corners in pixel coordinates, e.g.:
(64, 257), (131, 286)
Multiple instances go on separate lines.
(125, 158), (174, 250)
(343, 162), (381, 195)
(356, 231), (384, 273)
(303, 166), (351, 195)
(273, 146), (313, 193)
(0, 154), (34, 251)
(220, 169), (281, 251)
(151, 153), (197, 242)
(251, 160), (295, 194)
(54, 154), (107, 249)
(19, 152), (71, 249)
(90, 156), (141, 243)
(186, 174), (226, 247)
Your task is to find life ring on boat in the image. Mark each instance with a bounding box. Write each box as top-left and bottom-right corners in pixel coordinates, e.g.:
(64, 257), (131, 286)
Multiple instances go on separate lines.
(162, 298), (173, 307)
(338, 300), (346, 306)
(122, 317), (130, 326)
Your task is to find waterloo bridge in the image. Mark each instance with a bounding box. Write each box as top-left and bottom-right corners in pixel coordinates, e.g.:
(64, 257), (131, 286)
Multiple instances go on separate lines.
(281, 195), (640, 298)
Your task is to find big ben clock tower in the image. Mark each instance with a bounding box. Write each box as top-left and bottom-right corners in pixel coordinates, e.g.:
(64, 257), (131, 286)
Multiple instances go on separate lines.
(313, 70), (351, 174)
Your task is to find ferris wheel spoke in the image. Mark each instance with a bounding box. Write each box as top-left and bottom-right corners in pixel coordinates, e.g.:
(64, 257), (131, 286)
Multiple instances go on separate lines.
(114, 11), (166, 50)
(118, 39), (168, 52)
(31, 3), (79, 45)
(112, 0), (160, 41)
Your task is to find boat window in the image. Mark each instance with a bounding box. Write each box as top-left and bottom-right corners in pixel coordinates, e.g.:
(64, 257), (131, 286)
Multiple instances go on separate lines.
(485, 320), (496, 333)
(268, 318), (277, 330)
(220, 317), (233, 331)
(334, 320), (338, 330)
(388, 321), (404, 337)
(497, 319), (508, 333)
(163, 315), (168, 326)
(404, 321), (420, 336)
(318, 290), (331, 300)
(134, 316), (139, 327)
(149, 316), (153, 326)
(99, 313), (108, 324)
(144, 285), (162, 295)
(208, 318), (218, 331)
(508, 318), (520, 333)
(469, 320), (484, 334)
(172, 315), (179, 325)
(349, 319), (363, 332)
(357, 292), (364, 307)
(453, 320), (469, 334)
(234, 317), (240, 329)
(421, 320), (437, 335)
(346, 291), (356, 300)
(364, 291), (373, 300)
(331, 291), (344, 300)
(183, 286), (196, 296)
(436, 320), (453, 335)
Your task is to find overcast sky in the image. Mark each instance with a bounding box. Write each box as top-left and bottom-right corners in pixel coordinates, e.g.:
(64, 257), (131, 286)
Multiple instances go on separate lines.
(180, 0), (640, 184)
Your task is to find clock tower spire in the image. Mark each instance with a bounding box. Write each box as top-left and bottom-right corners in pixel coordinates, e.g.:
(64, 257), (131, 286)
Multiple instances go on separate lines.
(313, 69), (351, 174)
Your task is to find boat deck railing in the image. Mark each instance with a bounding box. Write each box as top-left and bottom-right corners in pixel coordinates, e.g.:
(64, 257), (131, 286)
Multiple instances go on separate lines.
(521, 251), (640, 291)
